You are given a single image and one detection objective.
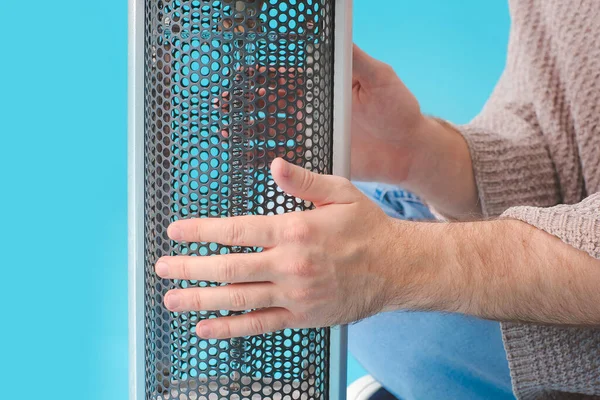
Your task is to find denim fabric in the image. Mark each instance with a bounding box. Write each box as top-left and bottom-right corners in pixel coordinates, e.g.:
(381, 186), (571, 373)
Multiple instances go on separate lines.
(350, 182), (515, 400)
(353, 182), (434, 220)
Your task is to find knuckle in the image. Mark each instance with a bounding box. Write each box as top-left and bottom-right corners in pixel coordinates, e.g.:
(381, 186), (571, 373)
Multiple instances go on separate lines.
(334, 176), (353, 191)
(334, 176), (360, 199)
(218, 258), (235, 283)
(288, 258), (314, 278)
(283, 217), (310, 243)
(380, 62), (396, 76)
(248, 317), (266, 335)
(288, 287), (312, 302)
(194, 223), (204, 242)
(229, 289), (248, 310)
(225, 222), (244, 244)
(300, 169), (316, 193)
(192, 291), (203, 310)
(337, 176), (352, 187)
(181, 259), (194, 281)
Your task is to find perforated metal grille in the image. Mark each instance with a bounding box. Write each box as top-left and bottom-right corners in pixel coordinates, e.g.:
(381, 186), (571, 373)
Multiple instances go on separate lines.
(143, 1), (336, 399)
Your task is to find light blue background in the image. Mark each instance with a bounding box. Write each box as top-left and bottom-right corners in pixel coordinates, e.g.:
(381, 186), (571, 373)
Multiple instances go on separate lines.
(0, 1), (508, 399)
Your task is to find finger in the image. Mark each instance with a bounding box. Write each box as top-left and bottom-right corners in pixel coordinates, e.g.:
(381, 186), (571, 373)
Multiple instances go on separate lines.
(196, 308), (292, 339)
(271, 158), (360, 206)
(168, 215), (277, 247)
(352, 43), (390, 85)
(164, 283), (278, 313)
(155, 253), (273, 283)
(352, 44), (374, 80)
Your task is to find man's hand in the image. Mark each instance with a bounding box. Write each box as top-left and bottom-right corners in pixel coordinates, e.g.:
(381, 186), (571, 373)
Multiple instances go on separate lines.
(351, 44), (426, 184)
(155, 159), (600, 338)
(351, 45), (480, 219)
(155, 159), (411, 339)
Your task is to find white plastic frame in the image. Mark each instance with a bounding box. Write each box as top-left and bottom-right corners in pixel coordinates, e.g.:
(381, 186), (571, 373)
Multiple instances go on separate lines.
(128, 0), (145, 399)
(330, 0), (353, 399)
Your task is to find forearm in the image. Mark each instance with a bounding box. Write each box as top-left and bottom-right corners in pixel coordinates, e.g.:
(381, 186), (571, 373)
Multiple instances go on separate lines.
(390, 219), (600, 325)
(399, 117), (481, 219)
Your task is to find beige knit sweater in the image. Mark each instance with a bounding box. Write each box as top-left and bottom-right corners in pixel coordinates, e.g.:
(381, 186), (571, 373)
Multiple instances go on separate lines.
(457, 0), (600, 398)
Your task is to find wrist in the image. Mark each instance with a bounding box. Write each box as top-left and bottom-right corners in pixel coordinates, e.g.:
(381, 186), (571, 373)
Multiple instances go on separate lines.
(402, 116), (461, 188)
(352, 114), (435, 185)
(386, 114), (439, 186)
(382, 219), (463, 313)
(440, 219), (529, 319)
(403, 117), (481, 219)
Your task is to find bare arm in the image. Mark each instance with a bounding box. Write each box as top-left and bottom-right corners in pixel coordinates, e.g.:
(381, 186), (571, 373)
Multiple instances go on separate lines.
(349, 46), (482, 219)
(157, 160), (600, 339)
(388, 215), (600, 325)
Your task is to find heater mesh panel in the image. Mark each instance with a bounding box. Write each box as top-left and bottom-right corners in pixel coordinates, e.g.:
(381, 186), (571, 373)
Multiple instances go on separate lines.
(143, 1), (336, 399)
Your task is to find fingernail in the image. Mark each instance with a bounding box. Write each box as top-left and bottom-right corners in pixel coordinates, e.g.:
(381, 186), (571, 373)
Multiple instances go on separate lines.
(165, 292), (180, 310)
(169, 226), (184, 241)
(197, 323), (211, 338)
(155, 261), (169, 277)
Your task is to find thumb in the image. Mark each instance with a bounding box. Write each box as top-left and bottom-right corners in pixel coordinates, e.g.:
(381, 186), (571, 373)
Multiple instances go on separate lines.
(271, 158), (359, 206)
(353, 44), (393, 85)
(353, 44), (373, 77)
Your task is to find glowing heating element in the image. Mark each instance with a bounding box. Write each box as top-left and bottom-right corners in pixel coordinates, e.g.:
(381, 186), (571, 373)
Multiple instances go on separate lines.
(129, 1), (353, 399)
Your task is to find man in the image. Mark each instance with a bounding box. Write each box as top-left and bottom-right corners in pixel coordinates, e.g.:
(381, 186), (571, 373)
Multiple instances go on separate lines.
(155, 0), (600, 398)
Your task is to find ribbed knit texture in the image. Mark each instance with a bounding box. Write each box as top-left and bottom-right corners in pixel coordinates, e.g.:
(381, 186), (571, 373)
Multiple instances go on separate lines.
(457, 0), (600, 398)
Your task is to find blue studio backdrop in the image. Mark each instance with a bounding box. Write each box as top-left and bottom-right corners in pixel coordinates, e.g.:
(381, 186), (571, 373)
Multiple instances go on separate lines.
(0, 1), (509, 399)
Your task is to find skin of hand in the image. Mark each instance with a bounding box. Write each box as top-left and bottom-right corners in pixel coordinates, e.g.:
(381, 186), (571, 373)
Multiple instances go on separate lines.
(156, 159), (600, 338)
(155, 158), (426, 339)
(156, 158), (600, 338)
(350, 45), (425, 184)
(351, 45), (480, 219)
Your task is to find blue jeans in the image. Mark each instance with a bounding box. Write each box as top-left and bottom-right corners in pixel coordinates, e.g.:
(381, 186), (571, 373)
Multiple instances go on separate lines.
(350, 182), (515, 400)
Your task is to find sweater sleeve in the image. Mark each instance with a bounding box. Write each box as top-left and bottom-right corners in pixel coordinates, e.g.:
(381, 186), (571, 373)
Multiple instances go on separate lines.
(502, 193), (600, 260)
(459, 106), (562, 217)
(456, 4), (563, 217)
(498, 193), (600, 399)
(452, 2), (600, 398)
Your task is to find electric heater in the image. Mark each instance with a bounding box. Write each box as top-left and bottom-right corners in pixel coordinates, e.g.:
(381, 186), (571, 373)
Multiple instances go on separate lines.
(129, 1), (353, 399)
